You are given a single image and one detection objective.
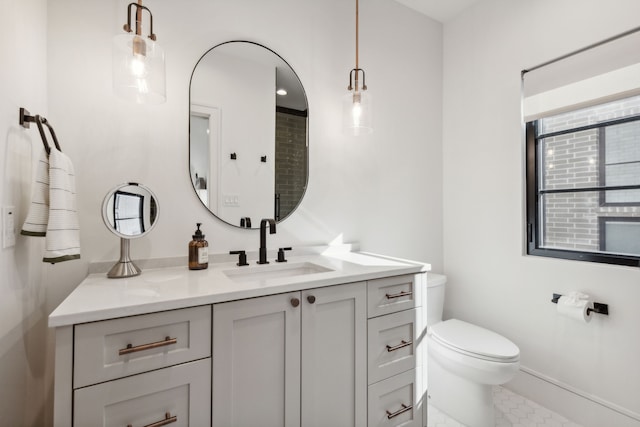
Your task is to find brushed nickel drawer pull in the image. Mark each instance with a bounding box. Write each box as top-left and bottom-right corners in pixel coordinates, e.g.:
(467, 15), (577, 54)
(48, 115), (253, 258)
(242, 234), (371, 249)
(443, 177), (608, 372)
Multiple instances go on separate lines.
(386, 339), (412, 352)
(386, 403), (412, 419)
(385, 290), (413, 300)
(127, 412), (177, 427)
(119, 336), (177, 356)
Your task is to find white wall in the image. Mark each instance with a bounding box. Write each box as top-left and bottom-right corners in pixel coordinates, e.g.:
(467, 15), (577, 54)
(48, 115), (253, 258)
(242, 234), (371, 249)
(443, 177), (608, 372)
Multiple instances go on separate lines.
(0, 1), (54, 425)
(5, 0), (440, 424)
(443, 1), (640, 426)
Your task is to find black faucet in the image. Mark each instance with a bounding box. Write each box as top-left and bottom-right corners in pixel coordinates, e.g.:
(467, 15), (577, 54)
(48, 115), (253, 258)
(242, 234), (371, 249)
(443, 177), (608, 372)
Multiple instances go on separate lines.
(258, 218), (276, 264)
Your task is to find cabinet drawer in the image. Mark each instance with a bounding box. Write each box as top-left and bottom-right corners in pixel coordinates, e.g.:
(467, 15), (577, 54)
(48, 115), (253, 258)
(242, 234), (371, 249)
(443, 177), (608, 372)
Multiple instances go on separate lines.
(368, 308), (423, 385)
(368, 275), (422, 318)
(74, 358), (210, 427)
(368, 368), (424, 427)
(74, 305), (211, 388)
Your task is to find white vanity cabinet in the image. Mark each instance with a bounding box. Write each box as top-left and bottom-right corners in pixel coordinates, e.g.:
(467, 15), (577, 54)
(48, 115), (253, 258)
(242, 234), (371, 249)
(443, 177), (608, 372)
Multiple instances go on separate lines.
(212, 282), (367, 427)
(50, 253), (430, 427)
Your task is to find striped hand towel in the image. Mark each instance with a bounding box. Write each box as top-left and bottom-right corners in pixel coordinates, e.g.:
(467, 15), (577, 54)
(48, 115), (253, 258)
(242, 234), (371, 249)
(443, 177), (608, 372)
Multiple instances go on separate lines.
(21, 148), (80, 263)
(44, 148), (80, 263)
(21, 149), (50, 236)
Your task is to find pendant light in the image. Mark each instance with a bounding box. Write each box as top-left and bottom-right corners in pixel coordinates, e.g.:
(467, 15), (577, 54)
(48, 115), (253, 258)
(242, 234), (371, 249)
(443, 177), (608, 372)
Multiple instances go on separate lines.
(343, 0), (372, 136)
(113, 0), (166, 104)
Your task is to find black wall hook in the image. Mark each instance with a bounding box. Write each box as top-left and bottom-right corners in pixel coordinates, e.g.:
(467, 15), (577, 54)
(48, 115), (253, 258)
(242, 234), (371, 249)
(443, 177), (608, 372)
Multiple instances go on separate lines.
(230, 152), (237, 160)
(261, 155), (267, 163)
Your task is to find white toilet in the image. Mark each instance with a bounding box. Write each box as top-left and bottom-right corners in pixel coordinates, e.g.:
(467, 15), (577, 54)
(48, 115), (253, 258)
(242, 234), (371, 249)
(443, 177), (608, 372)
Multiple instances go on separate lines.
(426, 273), (520, 427)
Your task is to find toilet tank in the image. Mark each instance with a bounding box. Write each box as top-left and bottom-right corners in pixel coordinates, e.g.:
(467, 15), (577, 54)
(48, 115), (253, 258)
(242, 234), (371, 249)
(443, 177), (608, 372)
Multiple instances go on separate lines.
(427, 273), (447, 325)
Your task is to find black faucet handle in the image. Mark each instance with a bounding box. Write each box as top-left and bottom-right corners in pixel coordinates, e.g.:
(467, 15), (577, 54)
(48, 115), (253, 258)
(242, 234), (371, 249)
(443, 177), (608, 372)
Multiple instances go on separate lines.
(230, 250), (249, 266)
(276, 247), (292, 263)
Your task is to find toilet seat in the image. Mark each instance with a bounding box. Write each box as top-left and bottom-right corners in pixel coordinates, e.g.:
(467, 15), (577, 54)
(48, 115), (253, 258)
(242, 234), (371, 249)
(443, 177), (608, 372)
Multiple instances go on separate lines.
(429, 319), (519, 363)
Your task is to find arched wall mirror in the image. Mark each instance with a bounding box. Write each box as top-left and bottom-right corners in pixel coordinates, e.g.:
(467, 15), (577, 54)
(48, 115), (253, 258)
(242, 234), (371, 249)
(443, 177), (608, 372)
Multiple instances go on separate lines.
(189, 41), (309, 229)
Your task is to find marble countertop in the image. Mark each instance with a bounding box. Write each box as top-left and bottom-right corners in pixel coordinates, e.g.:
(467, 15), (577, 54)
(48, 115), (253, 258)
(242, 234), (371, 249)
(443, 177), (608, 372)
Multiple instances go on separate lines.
(49, 251), (430, 327)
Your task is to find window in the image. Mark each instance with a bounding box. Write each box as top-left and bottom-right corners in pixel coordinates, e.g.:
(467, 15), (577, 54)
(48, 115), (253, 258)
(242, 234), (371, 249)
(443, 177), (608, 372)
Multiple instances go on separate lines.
(599, 217), (640, 254)
(599, 122), (640, 206)
(526, 95), (640, 266)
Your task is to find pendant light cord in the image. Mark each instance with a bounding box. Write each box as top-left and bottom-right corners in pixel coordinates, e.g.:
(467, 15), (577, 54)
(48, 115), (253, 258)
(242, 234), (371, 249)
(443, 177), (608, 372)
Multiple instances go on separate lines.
(356, 0), (359, 70)
(135, 0), (143, 36)
(355, 0), (360, 91)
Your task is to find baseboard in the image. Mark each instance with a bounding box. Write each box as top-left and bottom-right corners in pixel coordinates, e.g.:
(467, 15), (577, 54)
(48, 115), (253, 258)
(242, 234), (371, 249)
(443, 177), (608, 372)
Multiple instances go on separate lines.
(505, 366), (640, 427)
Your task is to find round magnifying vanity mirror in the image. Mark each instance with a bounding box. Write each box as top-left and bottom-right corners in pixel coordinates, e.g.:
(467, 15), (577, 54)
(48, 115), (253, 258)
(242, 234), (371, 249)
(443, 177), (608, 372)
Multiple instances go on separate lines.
(189, 41), (308, 229)
(102, 182), (159, 278)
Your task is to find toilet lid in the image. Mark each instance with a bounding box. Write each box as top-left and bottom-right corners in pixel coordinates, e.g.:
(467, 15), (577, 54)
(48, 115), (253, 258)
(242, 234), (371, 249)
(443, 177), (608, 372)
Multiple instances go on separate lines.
(430, 319), (519, 362)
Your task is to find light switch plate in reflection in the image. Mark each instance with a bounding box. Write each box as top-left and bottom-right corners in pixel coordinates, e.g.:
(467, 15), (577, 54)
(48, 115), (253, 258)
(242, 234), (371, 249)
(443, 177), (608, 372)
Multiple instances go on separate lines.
(223, 195), (240, 207)
(2, 206), (16, 248)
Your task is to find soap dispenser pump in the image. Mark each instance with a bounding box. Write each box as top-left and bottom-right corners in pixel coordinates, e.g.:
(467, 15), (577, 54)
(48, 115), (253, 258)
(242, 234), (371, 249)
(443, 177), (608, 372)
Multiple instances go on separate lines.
(189, 223), (209, 270)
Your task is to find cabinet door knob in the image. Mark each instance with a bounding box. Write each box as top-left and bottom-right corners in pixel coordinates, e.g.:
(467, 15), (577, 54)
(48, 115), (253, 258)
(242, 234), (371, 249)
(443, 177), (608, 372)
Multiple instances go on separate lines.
(307, 295), (316, 304)
(291, 297), (300, 307)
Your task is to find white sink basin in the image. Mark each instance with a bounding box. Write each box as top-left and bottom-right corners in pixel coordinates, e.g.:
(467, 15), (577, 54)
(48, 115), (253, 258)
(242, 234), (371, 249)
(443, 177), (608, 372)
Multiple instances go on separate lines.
(223, 262), (333, 283)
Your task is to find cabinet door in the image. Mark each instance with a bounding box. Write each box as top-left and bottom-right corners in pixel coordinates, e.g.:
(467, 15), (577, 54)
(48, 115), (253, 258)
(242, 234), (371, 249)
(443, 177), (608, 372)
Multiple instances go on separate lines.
(74, 358), (210, 427)
(301, 282), (367, 427)
(212, 292), (301, 427)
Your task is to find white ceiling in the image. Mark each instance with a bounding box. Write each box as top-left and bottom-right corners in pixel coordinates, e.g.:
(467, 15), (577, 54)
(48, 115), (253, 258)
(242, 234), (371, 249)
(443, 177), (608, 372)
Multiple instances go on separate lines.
(394, 0), (481, 22)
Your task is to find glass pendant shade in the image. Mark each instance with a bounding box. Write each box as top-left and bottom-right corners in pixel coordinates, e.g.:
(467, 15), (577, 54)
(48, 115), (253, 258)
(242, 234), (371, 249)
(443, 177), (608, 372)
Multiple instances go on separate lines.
(342, 83), (373, 136)
(343, 0), (372, 136)
(113, 33), (166, 104)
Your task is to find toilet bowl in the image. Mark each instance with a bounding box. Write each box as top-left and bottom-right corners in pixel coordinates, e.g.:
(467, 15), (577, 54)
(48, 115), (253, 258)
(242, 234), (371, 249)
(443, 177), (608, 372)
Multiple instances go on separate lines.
(427, 274), (520, 427)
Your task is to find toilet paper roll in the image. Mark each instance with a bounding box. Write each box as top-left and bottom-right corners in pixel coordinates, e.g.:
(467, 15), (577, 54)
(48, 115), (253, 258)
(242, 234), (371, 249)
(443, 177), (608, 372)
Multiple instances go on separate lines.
(557, 295), (593, 323)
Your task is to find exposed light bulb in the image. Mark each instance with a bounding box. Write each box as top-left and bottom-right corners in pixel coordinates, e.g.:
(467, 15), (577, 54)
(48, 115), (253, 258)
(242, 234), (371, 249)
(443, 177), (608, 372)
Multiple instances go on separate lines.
(343, 83), (372, 136)
(131, 55), (147, 78)
(131, 35), (148, 77)
(351, 94), (362, 127)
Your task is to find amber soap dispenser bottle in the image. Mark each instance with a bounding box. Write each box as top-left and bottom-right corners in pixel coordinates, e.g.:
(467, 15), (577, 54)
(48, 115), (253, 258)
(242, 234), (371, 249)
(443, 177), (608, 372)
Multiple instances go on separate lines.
(189, 223), (209, 270)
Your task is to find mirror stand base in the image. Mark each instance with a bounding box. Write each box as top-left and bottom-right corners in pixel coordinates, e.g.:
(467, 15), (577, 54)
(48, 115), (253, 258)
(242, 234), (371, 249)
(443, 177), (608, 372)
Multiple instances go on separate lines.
(107, 238), (142, 279)
(107, 260), (141, 278)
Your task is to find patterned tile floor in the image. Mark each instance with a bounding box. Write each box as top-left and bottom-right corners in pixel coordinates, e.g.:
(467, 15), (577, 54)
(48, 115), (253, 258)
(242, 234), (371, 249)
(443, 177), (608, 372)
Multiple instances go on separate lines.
(427, 386), (584, 427)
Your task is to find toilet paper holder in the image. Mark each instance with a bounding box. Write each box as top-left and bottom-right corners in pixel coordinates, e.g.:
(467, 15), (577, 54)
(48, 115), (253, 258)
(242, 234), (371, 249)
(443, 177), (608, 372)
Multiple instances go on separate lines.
(551, 293), (609, 316)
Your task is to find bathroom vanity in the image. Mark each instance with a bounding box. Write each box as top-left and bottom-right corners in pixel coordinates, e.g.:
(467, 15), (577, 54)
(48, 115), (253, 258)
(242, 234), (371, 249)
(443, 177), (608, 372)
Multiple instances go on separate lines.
(49, 250), (429, 427)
